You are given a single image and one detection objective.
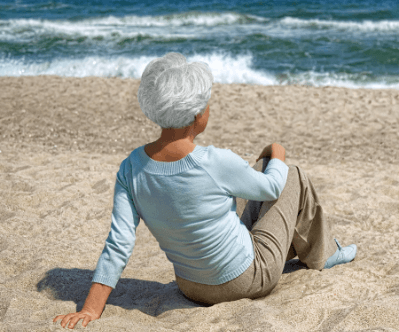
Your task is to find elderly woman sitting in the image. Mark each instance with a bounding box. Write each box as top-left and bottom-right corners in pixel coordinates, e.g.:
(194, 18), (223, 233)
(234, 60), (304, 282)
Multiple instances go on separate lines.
(54, 52), (357, 329)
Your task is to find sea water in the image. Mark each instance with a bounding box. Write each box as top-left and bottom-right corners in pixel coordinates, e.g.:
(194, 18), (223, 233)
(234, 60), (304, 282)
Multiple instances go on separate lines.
(1, 0), (398, 88)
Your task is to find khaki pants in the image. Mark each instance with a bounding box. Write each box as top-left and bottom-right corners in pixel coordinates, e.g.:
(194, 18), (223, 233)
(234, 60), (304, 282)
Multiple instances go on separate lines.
(176, 158), (337, 304)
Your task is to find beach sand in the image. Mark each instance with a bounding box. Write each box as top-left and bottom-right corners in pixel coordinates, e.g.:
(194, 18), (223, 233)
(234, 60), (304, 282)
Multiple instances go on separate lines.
(0, 76), (398, 331)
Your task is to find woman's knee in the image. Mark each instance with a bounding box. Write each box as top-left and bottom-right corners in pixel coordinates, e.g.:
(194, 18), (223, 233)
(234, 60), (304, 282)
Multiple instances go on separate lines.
(288, 164), (299, 173)
(288, 164), (309, 184)
(253, 157), (271, 172)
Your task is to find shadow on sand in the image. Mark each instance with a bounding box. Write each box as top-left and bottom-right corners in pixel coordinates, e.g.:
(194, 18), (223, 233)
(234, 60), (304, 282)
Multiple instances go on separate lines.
(283, 259), (308, 274)
(38, 261), (305, 315)
(37, 268), (203, 316)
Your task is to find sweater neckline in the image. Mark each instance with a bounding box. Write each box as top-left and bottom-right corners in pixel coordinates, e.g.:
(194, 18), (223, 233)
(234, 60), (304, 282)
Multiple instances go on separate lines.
(137, 144), (207, 175)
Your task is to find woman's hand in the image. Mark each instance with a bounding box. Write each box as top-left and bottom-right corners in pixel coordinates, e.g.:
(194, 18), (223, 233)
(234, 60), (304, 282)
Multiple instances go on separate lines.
(256, 143), (285, 162)
(53, 282), (112, 329)
(53, 309), (100, 329)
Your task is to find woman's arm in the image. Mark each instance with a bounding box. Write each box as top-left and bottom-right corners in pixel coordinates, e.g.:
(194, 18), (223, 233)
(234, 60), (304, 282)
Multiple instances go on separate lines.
(91, 176), (141, 288)
(53, 160), (140, 329)
(207, 144), (289, 202)
(53, 282), (112, 329)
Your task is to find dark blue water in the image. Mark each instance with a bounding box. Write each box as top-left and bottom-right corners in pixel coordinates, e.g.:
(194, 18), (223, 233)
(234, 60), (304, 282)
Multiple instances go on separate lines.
(1, 0), (399, 88)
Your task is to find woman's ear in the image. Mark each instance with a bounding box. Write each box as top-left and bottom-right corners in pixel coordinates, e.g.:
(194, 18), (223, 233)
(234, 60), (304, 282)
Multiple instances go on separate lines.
(195, 105), (209, 120)
(194, 111), (203, 122)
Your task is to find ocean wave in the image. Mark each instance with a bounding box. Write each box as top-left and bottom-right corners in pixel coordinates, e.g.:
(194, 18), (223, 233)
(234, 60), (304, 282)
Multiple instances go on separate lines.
(2, 13), (398, 46)
(0, 11), (267, 35)
(0, 53), (275, 85)
(277, 71), (399, 89)
(0, 19), (194, 42)
(0, 55), (152, 78)
(2, 13), (399, 34)
(1, 53), (398, 89)
(93, 12), (268, 27)
(0, 12), (268, 42)
(279, 17), (399, 33)
(0, 1), (71, 12)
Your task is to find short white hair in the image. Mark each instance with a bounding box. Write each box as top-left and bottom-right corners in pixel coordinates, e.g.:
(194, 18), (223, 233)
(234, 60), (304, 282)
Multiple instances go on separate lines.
(137, 52), (213, 129)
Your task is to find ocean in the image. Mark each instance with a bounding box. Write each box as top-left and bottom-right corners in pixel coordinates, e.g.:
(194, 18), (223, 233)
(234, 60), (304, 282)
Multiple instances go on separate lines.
(1, 0), (399, 88)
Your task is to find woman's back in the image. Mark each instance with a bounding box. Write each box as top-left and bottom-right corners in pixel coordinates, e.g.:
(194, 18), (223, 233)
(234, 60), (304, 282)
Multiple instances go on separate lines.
(118, 144), (257, 285)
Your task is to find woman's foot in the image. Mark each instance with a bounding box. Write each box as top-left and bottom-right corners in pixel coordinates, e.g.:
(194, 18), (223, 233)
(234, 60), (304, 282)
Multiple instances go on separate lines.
(324, 239), (357, 269)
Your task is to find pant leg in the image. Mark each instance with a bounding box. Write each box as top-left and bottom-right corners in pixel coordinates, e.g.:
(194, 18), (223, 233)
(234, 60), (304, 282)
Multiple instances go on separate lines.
(238, 158), (336, 268)
(237, 158), (297, 261)
(290, 166), (338, 269)
(237, 157), (296, 263)
(177, 158), (337, 303)
(242, 161), (304, 297)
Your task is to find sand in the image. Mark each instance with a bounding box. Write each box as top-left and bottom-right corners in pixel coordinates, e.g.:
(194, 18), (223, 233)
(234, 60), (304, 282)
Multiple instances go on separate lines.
(0, 76), (398, 331)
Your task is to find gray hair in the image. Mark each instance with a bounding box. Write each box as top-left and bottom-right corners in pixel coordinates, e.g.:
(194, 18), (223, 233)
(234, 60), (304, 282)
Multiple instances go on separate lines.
(137, 52), (213, 129)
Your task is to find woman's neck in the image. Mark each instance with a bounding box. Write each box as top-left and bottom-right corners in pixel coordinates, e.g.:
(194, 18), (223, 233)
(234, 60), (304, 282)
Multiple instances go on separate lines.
(144, 139), (196, 162)
(144, 123), (200, 162)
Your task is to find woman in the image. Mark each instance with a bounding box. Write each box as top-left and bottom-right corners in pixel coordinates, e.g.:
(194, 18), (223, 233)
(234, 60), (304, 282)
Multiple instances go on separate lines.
(54, 53), (357, 329)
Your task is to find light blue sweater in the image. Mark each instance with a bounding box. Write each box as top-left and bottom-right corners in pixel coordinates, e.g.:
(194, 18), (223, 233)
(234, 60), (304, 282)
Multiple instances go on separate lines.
(92, 145), (289, 288)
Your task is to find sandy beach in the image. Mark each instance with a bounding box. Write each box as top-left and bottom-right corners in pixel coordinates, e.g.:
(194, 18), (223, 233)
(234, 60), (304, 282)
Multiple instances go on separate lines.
(1, 76), (399, 331)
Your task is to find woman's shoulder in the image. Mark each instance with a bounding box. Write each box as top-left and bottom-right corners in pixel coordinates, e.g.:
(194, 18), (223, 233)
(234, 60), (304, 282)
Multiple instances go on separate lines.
(117, 146), (145, 174)
(200, 145), (246, 170)
(206, 145), (242, 159)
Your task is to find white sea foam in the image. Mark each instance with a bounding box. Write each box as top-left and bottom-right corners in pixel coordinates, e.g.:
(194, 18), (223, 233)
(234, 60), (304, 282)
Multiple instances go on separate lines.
(94, 12), (268, 27)
(0, 18), (192, 41)
(7, 14), (396, 34)
(279, 17), (399, 33)
(0, 12), (267, 38)
(0, 13), (262, 42)
(1, 53), (398, 89)
(0, 53), (276, 85)
(1, 13), (398, 43)
(0, 56), (153, 78)
(189, 53), (276, 85)
(278, 71), (399, 89)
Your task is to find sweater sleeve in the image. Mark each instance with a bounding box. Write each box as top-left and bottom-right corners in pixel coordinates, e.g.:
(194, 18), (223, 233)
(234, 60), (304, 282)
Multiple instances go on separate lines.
(92, 166), (140, 288)
(206, 148), (289, 201)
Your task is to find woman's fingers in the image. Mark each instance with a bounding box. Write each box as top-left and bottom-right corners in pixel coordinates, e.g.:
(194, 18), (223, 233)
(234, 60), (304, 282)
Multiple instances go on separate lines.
(67, 315), (84, 329)
(54, 312), (95, 329)
(60, 313), (76, 328)
(53, 313), (79, 329)
(82, 315), (93, 327)
(53, 314), (65, 323)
